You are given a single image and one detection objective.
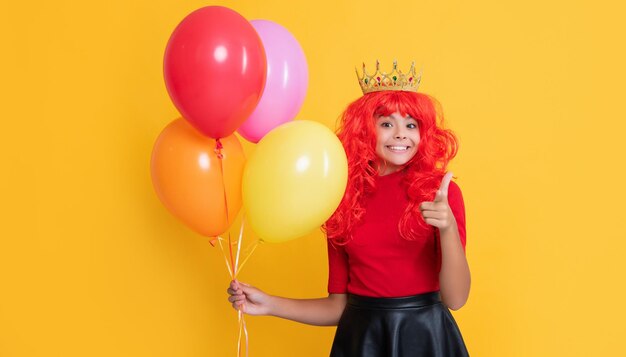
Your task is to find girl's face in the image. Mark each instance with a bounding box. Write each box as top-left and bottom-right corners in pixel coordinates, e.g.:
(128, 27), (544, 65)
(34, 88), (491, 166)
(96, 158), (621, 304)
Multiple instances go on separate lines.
(374, 112), (420, 175)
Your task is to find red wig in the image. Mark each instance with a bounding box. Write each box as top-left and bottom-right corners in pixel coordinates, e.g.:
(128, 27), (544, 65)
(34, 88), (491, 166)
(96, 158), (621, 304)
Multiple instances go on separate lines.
(323, 91), (458, 244)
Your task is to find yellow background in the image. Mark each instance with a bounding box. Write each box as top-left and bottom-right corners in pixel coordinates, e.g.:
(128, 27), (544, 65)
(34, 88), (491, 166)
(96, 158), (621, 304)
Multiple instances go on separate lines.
(1, 0), (625, 356)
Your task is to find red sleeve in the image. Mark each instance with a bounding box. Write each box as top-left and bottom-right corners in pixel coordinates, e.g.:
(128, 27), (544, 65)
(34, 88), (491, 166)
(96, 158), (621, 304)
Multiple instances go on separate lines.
(327, 239), (349, 294)
(448, 181), (467, 251)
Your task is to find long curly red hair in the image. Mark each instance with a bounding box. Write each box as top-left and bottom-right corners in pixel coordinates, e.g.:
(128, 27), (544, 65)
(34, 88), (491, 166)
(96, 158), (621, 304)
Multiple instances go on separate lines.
(322, 90), (458, 244)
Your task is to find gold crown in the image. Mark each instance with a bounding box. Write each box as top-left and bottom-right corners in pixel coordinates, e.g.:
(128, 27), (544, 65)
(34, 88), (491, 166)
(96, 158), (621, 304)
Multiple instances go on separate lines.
(356, 60), (422, 94)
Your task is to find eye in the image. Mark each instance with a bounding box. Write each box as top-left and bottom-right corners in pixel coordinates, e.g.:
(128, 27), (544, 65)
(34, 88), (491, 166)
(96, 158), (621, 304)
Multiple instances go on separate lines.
(380, 122), (393, 128)
(407, 123), (417, 129)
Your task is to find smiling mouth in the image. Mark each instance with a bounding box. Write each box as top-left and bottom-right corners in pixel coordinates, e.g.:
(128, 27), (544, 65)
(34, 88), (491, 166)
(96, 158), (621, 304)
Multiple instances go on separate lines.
(386, 145), (410, 152)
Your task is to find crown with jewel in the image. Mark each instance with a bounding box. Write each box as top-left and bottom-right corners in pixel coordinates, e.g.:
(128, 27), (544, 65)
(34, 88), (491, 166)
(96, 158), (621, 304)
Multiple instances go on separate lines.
(356, 60), (422, 94)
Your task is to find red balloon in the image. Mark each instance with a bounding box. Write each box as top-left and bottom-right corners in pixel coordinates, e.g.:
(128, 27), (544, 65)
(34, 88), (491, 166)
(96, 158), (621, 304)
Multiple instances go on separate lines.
(164, 6), (266, 139)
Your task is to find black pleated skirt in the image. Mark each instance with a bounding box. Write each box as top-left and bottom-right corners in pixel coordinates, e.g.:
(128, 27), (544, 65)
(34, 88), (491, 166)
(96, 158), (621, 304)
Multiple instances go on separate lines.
(330, 292), (469, 357)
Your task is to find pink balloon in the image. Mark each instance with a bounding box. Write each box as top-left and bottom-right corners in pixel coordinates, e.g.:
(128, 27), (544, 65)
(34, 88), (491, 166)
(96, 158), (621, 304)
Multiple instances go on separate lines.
(237, 20), (309, 143)
(164, 7), (267, 139)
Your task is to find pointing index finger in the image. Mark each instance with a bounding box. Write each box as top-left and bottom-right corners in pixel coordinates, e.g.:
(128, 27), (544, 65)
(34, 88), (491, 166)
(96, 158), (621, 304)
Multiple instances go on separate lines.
(438, 172), (453, 196)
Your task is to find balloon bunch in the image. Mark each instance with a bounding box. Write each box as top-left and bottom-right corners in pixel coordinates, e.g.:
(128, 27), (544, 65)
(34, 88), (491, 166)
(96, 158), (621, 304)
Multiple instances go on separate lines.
(150, 6), (347, 356)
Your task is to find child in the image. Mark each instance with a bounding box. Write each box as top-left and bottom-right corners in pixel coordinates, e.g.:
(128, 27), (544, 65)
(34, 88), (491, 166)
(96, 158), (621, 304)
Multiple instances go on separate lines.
(227, 61), (470, 356)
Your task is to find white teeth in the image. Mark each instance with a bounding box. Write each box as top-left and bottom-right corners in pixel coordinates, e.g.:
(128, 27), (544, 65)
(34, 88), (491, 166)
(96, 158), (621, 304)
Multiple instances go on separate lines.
(388, 146), (409, 151)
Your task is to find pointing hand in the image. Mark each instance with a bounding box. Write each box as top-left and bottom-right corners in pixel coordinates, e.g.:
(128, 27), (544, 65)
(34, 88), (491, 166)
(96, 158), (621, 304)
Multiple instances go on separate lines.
(419, 172), (456, 232)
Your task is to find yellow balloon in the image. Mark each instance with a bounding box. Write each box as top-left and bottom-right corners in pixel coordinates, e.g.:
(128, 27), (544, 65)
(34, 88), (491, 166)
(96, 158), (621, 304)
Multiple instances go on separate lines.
(243, 120), (348, 243)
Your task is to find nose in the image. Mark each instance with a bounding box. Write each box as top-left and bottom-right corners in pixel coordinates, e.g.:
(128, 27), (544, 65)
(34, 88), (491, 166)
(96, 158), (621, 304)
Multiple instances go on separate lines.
(394, 127), (407, 139)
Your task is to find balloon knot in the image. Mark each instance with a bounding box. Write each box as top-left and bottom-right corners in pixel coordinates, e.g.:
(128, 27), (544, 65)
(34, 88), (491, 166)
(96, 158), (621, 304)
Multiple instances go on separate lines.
(215, 139), (224, 150)
(214, 139), (224, 159)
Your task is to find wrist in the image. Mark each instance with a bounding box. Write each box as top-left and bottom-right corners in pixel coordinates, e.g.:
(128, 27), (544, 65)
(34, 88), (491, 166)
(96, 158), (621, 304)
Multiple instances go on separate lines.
(438, 219), (458, 236)
(265, 294), (278, 316)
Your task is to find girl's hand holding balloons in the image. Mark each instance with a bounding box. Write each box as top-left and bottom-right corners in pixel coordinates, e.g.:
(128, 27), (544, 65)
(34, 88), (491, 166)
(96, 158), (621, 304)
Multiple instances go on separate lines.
(227, 280), (272, 316)
(419, 172), (457, 232)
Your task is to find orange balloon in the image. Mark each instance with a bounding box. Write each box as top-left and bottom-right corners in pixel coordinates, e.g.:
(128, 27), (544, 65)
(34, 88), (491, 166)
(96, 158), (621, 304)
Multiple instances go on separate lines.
(151, 118), (245, 237)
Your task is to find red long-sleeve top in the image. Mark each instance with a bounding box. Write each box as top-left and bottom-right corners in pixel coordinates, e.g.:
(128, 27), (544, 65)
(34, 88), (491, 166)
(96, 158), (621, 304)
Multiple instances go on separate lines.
(327, 170), (467, 297)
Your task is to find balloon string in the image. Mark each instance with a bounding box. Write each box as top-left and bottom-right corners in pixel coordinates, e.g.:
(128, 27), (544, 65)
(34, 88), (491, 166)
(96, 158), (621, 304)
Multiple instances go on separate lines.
(234, 215), (262, 279)
(217, 237), (247, 357)
(233, 222), (252, 357)
(228, 233), (236, 280)
(216, 139), (236, 277)
(242, 310), (249, 357)
(237, 312), (242, 356)
(237, 309), (249, 357)
(215, 139), (248, 357)
(217, 237), (234, 279)
(234, 218), (251, 356)
(234, 214), (245, 275)
(234, 239), (261, 280)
